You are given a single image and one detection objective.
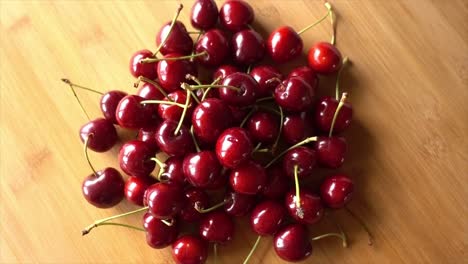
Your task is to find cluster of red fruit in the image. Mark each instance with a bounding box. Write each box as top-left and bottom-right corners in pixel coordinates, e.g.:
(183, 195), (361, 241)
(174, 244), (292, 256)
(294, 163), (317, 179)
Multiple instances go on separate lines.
(64, 1), (372, 263)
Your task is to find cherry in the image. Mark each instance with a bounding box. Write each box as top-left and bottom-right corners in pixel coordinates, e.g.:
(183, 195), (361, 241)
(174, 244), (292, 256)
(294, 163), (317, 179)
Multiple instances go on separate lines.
(285, 189), (324, 225)
(143, 212), (179, 249)
(161, 156), (186, 186)
(100, 90), (127, 124)
(219, 0), (254, 32)
(192, 98), (233, 145)
(247, 110), (279, 144)
(156, 21), (193, 56)
(180, 188), (210, 222)
(308, 42), (342, 74)
(172, 235), (208, 264)
(320, 174), (354, 209)
(129, 49), (157, 79)
(213, 64), (240, 81)
(273, 224), (311, 262)
(282, 112), (315, 145)
(315, 94), (352, 134)
(316, 136), (346, 168)
(155, 120), (194, 157)
(137, 81), (165, 101)
(195, 29), (230, 67)
(224, 191), (255, 216)
(232, 29), (265, 65)
(199, 211), (234, 244)
(124, 176), (157, 206)
(282, 146), (317, 178)
(146, 182), (185, 219)
(287, 66), (318, 88)
(229, 105), (249, 125)
(274, 77), (315, 112)
(251, 200), (286, 236)
(230, 160), (267, 195)
(118, 140), (156, 178)
(183, 151), (222, 188)
(82, 167), (125, 208)
(158, 90), (194, 124)
(219, 72), (257, 106)
(116, 95), (158, 129)
(79, 118), (117, 152)
(191, 0), (218, 30)
(261, 165), (289, 199)
(215, 127), (253, 168)
(137, 127), (159, 153)
(249, 65), (282, 97)
(157, 53), (197, 92)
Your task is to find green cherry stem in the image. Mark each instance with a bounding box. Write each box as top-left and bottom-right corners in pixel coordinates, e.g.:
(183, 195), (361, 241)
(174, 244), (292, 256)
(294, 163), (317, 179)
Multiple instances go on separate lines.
(264, 136), (318, 168)
(190, 126), (201, 152)
(190, 84), (241, 92)
(150, 157), (167, 181)
(186, 74), (202, 86)
(345, 206), (373, 246)
(297, 2), (332, 35)
(328, 92), (348, 137)
(271, 105), (284, 153)
(61, 78), (104, 95)
(141, 51), (207, 63)
(328, 2), (336, 45)
(153, 4), (183, 57)
(200, 77), (222, 101)
(240, 106), (257, 128)
(180, 81), (201, 104)
(140, 100), (186, 108)
(195, 200), (227, 213)
(311, 231), (348, 248)
(214, 243), (218, 264)
(61, 79), (91, 120)
(161, 218), (175, 227)
(293, 164), (304, 219)
(91, 222), (145, 232)
(134, 76), (169, 99)
(83, 134), (97, 176)
(242, 235), (262, 264)
(82, 206), (148, 235)
(191, 31), (203, 57)
(173, 86), (191, 136)
(187, 31), (202, 34)
(252, 142), (262, 153)
(335, 57), (349, 100)
(255, 96), (274, 103)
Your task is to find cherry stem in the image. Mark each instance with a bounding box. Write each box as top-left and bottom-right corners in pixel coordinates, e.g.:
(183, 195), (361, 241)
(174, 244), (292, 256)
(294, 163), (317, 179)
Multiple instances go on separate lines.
(62, 79), (91, 120)
(141, 51), (207, 63)
(214, 243), (218, 264)
(150, 157), (167, 181)
(293, 165), (304, 219)
(61, 79), (104, 95)
(311, 232), (348, 248)
(161, 218), (175, 227)
(328, 92), (348, 137)
(83, 134), (97, 177)
(82, 206), (148, 235)
(247, 65), (252, 74)
(187, 31), (202, 34)
(242, 235), (262, 264)
(271, 105), (284, 153)
(345, 206), (373, 246)
(240, 106), (257, 128)
(186, 74), (202, 86)
(181, 81), (201, 104)
(201, 77), (222, 101)
(190, 126), (201, 152)
(140, 100), (186, 108)
(297, 2), (332, 35)
(335, 57), (349, 100)
(191, 31), (203, 56)
(190, 84), (241, 92)
(89, 222), (145, 232)
(195, 200), (227, 213)
(153, 4), (183, 57)
(134, 76), (169, 100)
(255, 96), (274, 103)
(174, 86), (191, 136)
(252, 142), (262, 153)
(328, 2), (336, 45)
(265, 136), (318, 168)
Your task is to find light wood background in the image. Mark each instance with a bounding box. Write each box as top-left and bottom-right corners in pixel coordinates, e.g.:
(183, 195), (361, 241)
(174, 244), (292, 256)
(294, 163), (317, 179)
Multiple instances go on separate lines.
(1, 0), (467, 263)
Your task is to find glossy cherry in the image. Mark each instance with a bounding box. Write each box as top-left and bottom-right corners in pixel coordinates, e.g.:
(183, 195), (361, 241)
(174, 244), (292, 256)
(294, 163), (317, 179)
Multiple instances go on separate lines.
(274, 77), (315, 112)
(231, 29), (265, 65)
(137, 127), (159, 153)
(82, 167), (125, 208)
(195, 29), (230, 67)
(180, 188), (210, 222)
(119, 140), (156, 178)
(156, 21), (193, 56)
(146, 182), (185, 219)
(230, 160), (267, 195)
(183, 151), (222, 188)
(100, 90), (127, 124)
(143, 212), (179, 248)
(172, 235), (208, 264)
(282, 112), (315, 145)
(192, 98), (233, 145)
(157, 53), (197, 92)
(287, 66), (318, 88)
(205, 168), (229, 190)
(261, 165), (289, 199)
(160, 156), (186, 186)
(215, 127), (253, 168)
(285, 190), (324, 224)
(115, 95), (158, 129)
(199, 211), (235, 244)
(267, 26), (302, 63)
(320, 174), (354, 208)
(124, 176), (157, 206)
(247, 110), (279, 144)
(129, 49), (157, 79)
(250, 65), (282, 97)
(274, 224), (312, 262)
(213, 65), (240, 81)
(219, 0), (254, 32)
(137, 81), (165, 101)
(155, 120), (194, 157)
(219, 72), (257, 106)
(282, 146), (317, 178)
(191, 0), (218, 30)
(316, 136), (347, 168)
(79, 118), (117, 152)
(315, 96), (352, 134)
(251, 200), (286, 235)
(158, 90), (194, 123)
(308, 42), (343, 74)
(224, 190), (256, 216)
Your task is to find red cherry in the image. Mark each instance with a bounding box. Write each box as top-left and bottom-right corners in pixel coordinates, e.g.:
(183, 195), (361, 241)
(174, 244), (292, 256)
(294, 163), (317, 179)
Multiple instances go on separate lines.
(157, 53), (197, 92)
(143, 212), (179, 249)
(124, 176), (157, 206)
(137, 127), (159, 153)
(195, 29), (230, 67)
(199, 211), (235, 244)
(191, 0), (218, 30)
(129, 49), (157, 79)
(213, 64), (240, 81)
(219, 72), (257, 106)
(115, 95), (158, 130)
(205, 168), (229, 190)
(161, 157), (186, 186)
(180, 188), (210, 222)
(316, 136), (347, 168)
(79, 118), (117, 152)
(156, 21), (193, 56)
(249, 65), (282, 97)
(274, 77), (315, 112)
(216, 127), (253, 168)
(282, 112), (315, 145)
(172, 235), (208, 264)
(158, 90), (194, 124)
(308, 42), (343, 74)
(315, 96), (352, 134)
(230, 160), (267, 195)
(274, 224), (312, 262)
(320, 174), (354, 208)
(282, 146), (317, 178)
(146, 182), (185, 219)
(118, 140), (156, 178)
(100, 90), (127, 124)
(229, 105), (249, 125)
(219, 0), (254, 32)
(285, 190), (324, 224)
(155, 120), (194, 157)
(224, 191), (256, 216)
(287, 66), (318, 88)
(137, 81), (165, 101)
(82, 167), (125, 208)
(250, 200), (286, 236)
(183, 151), (222, 188)
(247, 110), (279, 144)
(192, 98), (233, 145)
(267, 26), (302, 63)
(232, 29), (265, 65)
(261, 165), (289, 199)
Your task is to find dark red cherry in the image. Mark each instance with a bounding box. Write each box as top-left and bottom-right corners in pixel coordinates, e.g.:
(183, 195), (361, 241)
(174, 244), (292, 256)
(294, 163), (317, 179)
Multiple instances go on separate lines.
(192, 98), (233, 145)
(124, 176), (157, 206)
(274, 224), (312, 262)
(100, 90), (127, 124)
(282, 112), (315, 145)
(308, 42), (343, 74)
(172, 235), (208, 264)
(155, 120), (194, 157)
(191, 0), (218, 30)
(219, 72), (257, 106)
(79, 118), (117, 152)
(137, 127), (159, 153)
(274, 77), (315, 112)
(161, 157), (186, 186)
(219, 0), (254, 32)
(137, 81), (165, 101)
(180, 188), (209, 222)
(213, 65), (240, 81)
(316, 136), (347, 168)
(129, 49), (157, 79)
(146, 182), (185, 219)
(261, 165), (289, 199)
(157, 53), (197, 92)
(315, 96), (352, 134)
(288, 66), (318, 88)
(158, 90), (194, 123)
(116, 95), (158, 129)
(216, 127), (253, 168)
(183, 151), (222, 188)
(143, 212), (179, 248)
(205, 168), (228, 190)
(199, 211), (234, 244)
(232, 29), (265, 65)
(285, 190), (324, 224)
(195, 29), (230, 67)
(118, 140), (156, 178)
(230, 160), (267, 195)
(251, 200), (286, 236)
(229, 106), (249, 125)
(247, 110), (279, 144)
(320, 174), (354, 209)
(250, 65), (282, 97)
(82, 167), (125, 208)
(282, 146), (317, 178)
(224, 191), (255, 216)
(267, 26), (302, 63)
(156, 21), (193, 56)
(195, 86), (219, 100)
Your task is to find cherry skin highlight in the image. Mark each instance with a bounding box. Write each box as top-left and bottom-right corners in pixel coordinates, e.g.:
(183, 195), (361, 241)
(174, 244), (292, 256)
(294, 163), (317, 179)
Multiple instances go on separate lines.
(82, 167), (125, 208)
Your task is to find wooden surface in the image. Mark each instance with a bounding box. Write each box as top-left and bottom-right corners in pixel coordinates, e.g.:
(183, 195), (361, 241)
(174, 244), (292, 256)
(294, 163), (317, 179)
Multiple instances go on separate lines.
(1, 0), (467, 263)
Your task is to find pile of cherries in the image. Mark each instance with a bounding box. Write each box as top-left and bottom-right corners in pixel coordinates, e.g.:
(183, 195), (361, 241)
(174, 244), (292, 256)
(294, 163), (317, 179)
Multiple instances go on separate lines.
(66, 1), (371, 263)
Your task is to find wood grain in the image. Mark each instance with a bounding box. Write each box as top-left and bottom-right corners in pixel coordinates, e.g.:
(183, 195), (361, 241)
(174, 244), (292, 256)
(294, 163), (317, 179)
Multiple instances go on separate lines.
(1, 0), (467, 263)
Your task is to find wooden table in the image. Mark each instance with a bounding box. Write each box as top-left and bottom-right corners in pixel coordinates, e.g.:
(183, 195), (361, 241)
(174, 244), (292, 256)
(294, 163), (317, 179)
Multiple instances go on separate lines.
(1, 1), (467, 263)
